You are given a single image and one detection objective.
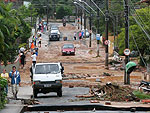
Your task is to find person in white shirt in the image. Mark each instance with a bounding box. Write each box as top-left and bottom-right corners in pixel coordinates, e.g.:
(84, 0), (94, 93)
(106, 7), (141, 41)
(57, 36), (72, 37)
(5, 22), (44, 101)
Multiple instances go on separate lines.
(31, 52), (37, 67)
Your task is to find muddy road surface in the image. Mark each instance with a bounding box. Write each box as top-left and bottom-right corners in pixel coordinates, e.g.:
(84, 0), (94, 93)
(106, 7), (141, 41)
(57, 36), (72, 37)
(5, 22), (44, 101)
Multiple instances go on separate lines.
(20, 23), (143, 87)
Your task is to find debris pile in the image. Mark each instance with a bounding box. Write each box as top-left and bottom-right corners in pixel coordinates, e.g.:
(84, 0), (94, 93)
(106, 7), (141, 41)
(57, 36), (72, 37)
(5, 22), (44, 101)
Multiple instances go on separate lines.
(77, 83), (140, 102)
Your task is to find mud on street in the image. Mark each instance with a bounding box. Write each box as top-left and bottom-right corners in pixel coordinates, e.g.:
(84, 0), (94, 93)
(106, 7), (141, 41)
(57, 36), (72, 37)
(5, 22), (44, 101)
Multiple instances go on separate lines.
(20, 23), (142, 87)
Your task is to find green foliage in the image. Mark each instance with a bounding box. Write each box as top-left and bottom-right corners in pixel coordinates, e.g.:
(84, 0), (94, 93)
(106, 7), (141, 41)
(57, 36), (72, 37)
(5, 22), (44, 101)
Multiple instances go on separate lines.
(0, 2), (32, 65)
(56, 5), (73, 19)
(0, 77), (7, 109)
(19, 43), (27, 49)
(133, 90), (150, 99)
(118, 7), (150, 58)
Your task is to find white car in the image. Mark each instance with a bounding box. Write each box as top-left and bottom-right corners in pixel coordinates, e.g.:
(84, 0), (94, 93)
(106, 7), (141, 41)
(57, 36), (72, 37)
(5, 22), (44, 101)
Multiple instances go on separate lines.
(31, 63), (64, 97)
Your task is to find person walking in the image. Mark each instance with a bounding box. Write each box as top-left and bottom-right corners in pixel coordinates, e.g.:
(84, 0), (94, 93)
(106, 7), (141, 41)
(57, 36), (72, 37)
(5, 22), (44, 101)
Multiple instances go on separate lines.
(30, 41), (35, 52)
(79, 31), (82, 40)
(38, 34), (42, 48)
(1, 69), (9, 95)
(34, 46), (38, 56)
(74, 32), (76, 40)
(9, 66), (21, 99)
(20, 52), (26, 69)
(31, 52), (37, 67)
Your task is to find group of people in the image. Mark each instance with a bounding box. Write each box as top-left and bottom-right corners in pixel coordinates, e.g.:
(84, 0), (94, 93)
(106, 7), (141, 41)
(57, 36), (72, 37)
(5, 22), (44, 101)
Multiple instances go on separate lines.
(30, 32), (42, 67)
(0, 23), (45, 100)
(1, 66), (21, 99)
(38, 21), (47, 33)
(73, 31), (84, 40)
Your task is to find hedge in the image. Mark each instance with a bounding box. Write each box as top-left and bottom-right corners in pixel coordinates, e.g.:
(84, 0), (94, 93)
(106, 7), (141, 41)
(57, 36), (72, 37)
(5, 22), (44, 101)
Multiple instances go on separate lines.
(0, 77), (7, 109)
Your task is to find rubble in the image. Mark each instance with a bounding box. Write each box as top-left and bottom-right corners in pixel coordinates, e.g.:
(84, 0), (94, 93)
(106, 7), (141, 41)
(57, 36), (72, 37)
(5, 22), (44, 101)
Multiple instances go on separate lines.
(76, 83), (140, 102)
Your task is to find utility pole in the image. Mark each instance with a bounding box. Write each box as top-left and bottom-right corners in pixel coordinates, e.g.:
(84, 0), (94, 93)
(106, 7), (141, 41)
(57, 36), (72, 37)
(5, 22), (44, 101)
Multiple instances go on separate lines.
(105, 0), (109, 68)
(81, 9), (83, 30)
(89, 0), (92, 47)
(46, 0), (49, 30)
(97, 1), (100, 57)
(114, 15), (116, 50)
(78, 7), (80, 29)
(124, 0), (130, 84)
(30, 7), (32, 27)
(84, 0), (87, 38)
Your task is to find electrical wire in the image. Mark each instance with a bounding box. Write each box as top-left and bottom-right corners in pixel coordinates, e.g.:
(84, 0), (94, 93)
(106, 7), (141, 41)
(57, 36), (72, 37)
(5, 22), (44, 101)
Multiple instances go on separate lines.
(130, 28), (147, 67)
(130, 11), (150, 40)
(130, 10), (150, 49)
(129, 0), (150, 33)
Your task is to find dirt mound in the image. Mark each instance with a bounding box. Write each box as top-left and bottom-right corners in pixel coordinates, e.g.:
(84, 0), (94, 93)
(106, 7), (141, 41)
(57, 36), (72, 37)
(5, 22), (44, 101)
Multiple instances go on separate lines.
(76, 83), (140, 102)
(90, 83), (140, 101)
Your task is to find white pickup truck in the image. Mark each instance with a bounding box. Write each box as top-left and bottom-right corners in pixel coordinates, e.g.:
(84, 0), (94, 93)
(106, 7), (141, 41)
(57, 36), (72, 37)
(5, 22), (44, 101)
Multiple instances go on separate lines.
(31, 63), (64, 97)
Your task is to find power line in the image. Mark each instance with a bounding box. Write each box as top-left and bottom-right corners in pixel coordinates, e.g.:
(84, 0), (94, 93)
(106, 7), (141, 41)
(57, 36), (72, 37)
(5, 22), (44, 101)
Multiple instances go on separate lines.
(129, 0), (150, 33)
(130, 10), (150, 40)
(130, 28), (147, 67)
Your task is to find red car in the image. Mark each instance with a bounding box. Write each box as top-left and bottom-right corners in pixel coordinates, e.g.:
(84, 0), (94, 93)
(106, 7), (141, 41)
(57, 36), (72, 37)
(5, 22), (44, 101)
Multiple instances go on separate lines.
(62, 44), (75, 56)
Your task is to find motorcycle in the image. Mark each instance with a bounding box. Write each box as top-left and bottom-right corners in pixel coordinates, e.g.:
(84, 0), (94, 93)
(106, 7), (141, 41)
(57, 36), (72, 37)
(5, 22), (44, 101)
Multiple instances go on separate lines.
(139, 80), (150, 92)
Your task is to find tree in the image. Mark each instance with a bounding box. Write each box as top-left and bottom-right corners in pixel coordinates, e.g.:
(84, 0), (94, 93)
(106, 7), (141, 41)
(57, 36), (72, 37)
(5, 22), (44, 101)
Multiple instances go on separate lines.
(0, 2), (32, 65)
(56, 5), (73, 19)
(118, 7), (150, 58)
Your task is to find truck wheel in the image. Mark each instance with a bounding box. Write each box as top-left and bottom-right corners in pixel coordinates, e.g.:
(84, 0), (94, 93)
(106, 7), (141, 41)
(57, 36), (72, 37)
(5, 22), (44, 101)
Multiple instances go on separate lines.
(33, 89), (38, 98)
(57, 89), (62, 97)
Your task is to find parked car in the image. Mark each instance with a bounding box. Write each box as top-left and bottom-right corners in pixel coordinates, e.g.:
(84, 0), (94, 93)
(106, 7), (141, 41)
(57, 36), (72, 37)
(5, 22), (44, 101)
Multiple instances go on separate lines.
(31, 63), (64, 97)
(62, 44), (75, 56)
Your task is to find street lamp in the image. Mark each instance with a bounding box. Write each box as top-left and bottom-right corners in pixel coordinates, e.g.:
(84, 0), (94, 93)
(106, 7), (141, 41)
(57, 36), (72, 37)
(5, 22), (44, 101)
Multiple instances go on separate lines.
(74, 2), (90, 13)
(76, 0), (97, 47)
(77, 0), (109, 67)
(77, 0), (96, 13)
(74, 1), (90, 31)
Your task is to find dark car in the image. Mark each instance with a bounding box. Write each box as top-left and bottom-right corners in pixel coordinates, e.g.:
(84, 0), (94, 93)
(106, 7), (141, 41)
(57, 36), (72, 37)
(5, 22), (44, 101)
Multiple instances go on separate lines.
(62, 44), (75, 56)
(49, 33), (60, 41)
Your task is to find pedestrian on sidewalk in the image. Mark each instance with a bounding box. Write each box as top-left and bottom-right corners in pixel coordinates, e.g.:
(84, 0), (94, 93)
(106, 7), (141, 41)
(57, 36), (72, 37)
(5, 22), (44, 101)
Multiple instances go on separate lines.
(79, 31), (82, 40)
(31, 52), (37, 67)
(1, 69), (9, 95)
(20, 51), (26, 69)
(30, 41), (35, 52)
(74, 32), (77, 40)
(38, 34), (42, 48)
(9, 66), (21, 99)
(34, 46), (38, 56)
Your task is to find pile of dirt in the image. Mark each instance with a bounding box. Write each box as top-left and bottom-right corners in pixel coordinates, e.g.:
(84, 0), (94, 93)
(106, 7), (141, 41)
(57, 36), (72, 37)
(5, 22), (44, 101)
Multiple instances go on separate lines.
(59, 24), (76, 31)
(77, 83), (140, 102)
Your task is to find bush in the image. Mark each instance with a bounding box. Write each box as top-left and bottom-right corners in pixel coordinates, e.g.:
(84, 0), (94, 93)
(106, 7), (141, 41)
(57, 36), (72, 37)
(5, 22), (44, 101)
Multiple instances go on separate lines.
(133, 90), (150, 99)
(0, 77), (7, 109)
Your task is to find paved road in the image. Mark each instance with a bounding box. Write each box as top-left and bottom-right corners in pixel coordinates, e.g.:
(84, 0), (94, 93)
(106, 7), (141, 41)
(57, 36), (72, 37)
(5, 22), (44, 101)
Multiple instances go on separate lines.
(35, 87), (90, 105)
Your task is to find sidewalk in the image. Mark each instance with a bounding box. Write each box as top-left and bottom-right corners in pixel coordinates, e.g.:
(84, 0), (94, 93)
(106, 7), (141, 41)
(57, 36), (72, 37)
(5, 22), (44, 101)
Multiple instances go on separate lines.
(0, 86), (32, 113)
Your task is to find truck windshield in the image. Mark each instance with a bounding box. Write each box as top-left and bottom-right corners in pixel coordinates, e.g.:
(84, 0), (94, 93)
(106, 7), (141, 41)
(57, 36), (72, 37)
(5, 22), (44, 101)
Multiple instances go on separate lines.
(35, 64), (60, 74)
